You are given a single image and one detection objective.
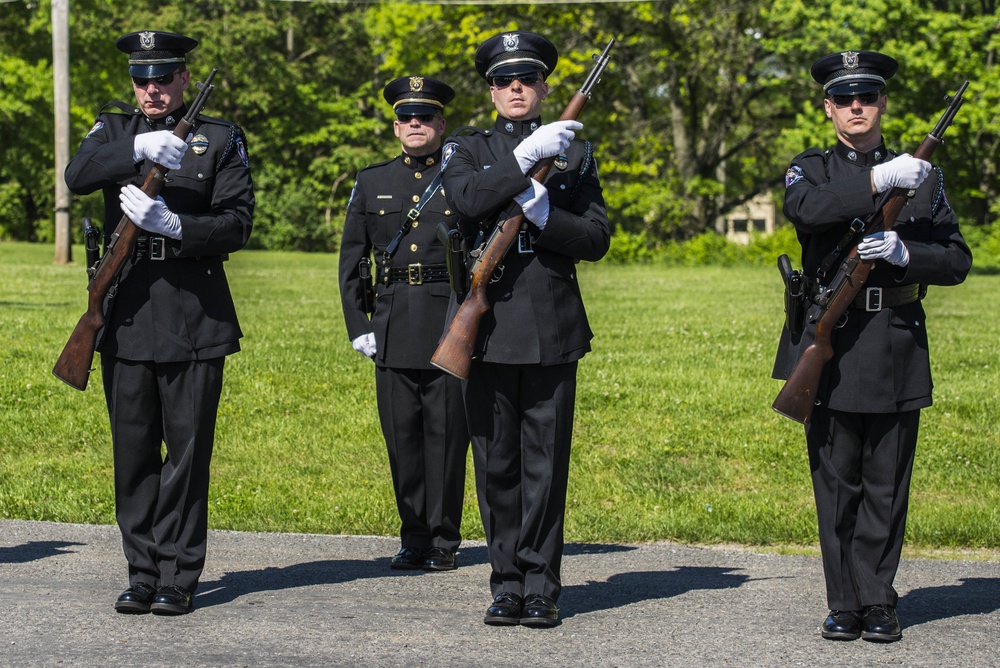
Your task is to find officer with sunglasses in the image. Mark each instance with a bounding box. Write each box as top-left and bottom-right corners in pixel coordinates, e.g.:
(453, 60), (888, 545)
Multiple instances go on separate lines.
(774, 50), (971, 643)
(65, 30), (254, 616)
(338, 76), (470, 573)
(440, 31), (610, 628)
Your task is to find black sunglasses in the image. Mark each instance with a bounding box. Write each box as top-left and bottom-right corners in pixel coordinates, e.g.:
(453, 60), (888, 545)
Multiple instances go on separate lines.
(396, 113), (438, 123)
(131, 72), (177, 87)
(830, 91), (881, 106)
(491, 72), (543, 89)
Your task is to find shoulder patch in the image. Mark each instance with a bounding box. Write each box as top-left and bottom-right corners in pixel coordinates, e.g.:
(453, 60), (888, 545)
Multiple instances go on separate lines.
(441, 142), (458, 171)
(85, 120), (105, 138)
(236, 136), (249, 167)
(785, 165), (805, 188)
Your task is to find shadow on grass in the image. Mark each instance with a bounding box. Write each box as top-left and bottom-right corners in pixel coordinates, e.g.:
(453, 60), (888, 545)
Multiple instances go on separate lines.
(0, 540), (85, 564)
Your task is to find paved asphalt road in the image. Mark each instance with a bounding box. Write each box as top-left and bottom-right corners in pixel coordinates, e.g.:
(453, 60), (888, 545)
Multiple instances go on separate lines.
(1, 520), (998, 667)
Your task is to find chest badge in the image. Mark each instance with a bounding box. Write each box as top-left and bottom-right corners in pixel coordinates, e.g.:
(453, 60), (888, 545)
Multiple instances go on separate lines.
(190, 134), (209, 155)
(554, 154), (569, 171)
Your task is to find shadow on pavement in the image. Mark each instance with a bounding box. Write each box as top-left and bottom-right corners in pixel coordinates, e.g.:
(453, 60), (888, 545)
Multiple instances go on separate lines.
(901, 576), (1000, 626)
(0, 540), (86, 564)
(562, 566), (752, 619)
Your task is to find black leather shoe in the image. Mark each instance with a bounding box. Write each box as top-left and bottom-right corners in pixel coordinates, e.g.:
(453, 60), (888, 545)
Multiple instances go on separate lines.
(114, 583), (157, 614)
(150, 584), (193, 615)
(520, 594), (559, 628)
(484, 592), (523, 626)
(390, 547), (425, 570)
(423, 547), (457, 571)
(861, 604), (902, 642)
(821, 610), (861, 640)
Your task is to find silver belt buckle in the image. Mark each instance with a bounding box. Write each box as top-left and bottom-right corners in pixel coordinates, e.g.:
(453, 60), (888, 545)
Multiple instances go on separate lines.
(407, 263), (423, 285)
(865, 287), (883, 312)
(518, 228), (534, 254)
(149, 236), (166, 261)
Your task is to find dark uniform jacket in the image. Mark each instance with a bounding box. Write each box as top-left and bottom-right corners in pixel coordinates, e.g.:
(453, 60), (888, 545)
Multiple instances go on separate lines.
(65, 102), (254, 362)
(339, 150), (457, 369)
(773, 141), (971, 413)
(441, 116), (610, 365)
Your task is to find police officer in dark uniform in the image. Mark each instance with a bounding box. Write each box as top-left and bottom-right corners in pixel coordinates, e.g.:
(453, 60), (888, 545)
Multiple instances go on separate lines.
(440, 31), (610, 627)
(338, 76), (469, 572)
(65, 30), (254, 615)
(773, 50), (971, 642)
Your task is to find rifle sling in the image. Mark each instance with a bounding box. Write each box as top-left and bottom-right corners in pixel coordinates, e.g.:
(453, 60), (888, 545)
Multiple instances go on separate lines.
(817, 189), (894, 281)
(382, 170), (444, 264)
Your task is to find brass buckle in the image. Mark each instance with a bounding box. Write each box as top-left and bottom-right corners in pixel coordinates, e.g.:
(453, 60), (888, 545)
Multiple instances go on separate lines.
(865, 287), (882, 312)
(407, 263), (423, 285)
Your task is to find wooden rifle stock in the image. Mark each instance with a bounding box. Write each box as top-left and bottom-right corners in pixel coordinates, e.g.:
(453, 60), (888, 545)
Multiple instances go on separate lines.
(772, 80), (968, 423)
(52, 69), (218, 390)
(431, 39), (614, 380)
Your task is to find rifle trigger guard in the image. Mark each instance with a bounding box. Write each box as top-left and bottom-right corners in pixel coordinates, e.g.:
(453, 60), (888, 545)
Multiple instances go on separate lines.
(490, 263), (504, 284)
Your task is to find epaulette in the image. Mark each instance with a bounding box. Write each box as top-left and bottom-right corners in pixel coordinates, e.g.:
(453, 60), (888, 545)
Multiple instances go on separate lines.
(195, 113), (239, 129)
(357, 156), (397, 175)
(448, 125), (491, 138)
(99, 101), (139, 116)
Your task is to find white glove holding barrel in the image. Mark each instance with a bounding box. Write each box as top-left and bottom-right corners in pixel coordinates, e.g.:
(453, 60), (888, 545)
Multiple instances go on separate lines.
(133, 130), (189, 170)
(871, 154), (931, 193)
(512, 120), (582, 175)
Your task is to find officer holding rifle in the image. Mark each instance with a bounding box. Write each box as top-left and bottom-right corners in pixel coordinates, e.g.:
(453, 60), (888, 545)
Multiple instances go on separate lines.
(440, 30), (610, 628)
(65, 30), (253, 616)
(773, 50), (971, 643)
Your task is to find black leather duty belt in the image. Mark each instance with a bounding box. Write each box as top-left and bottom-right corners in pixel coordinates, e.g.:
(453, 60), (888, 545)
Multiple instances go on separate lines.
(135, 234), (168, 261)
(380, 263), (449, 285)
(850, 284), (921, 312)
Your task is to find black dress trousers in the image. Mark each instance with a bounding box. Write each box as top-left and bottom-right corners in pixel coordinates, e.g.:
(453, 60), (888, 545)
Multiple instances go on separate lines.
(465, 361), (578, 601)
(102, 356), (225, 593)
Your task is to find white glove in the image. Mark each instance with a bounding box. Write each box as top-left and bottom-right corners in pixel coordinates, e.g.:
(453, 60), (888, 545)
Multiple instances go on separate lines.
(858, 230), (909, 266)
(118, 185), (182, 239)
(133, 130), (189, 170)
(351, 332), (376, 358)
(871, 154), (931, 193)
(512, 120), (583, 175)
(514, 179), (550, 229)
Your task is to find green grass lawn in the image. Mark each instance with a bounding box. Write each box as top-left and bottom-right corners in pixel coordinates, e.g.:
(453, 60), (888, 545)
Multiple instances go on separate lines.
(2, 242), (997, 552)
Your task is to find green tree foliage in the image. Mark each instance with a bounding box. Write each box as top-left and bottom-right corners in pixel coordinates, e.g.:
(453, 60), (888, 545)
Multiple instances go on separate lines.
(0, 0), (996, 250)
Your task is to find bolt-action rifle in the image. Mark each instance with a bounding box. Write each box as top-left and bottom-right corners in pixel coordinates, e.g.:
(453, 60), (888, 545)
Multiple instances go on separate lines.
(52, 69), (219, 391)
(772, 80), (969, 424)
(430, 39), (614, 380)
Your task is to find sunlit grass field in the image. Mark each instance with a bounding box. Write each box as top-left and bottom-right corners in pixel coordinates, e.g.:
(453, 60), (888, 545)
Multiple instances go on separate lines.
(2, 242), (997, 553)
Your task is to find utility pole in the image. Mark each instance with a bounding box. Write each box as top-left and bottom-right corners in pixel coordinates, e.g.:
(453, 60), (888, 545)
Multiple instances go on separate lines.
(52, 0), (72, 264)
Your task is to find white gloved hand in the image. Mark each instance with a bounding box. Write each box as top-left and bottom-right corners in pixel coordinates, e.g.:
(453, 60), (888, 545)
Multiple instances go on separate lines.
(351, 332), (377, 358)
(512, 120), (583, 175)
(133, 130), (189, 170)
(514, 179), (550, 229)
(871, 154), (931, 193)
(118, 185), (182, 239)
(858, 230), (909, 266)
